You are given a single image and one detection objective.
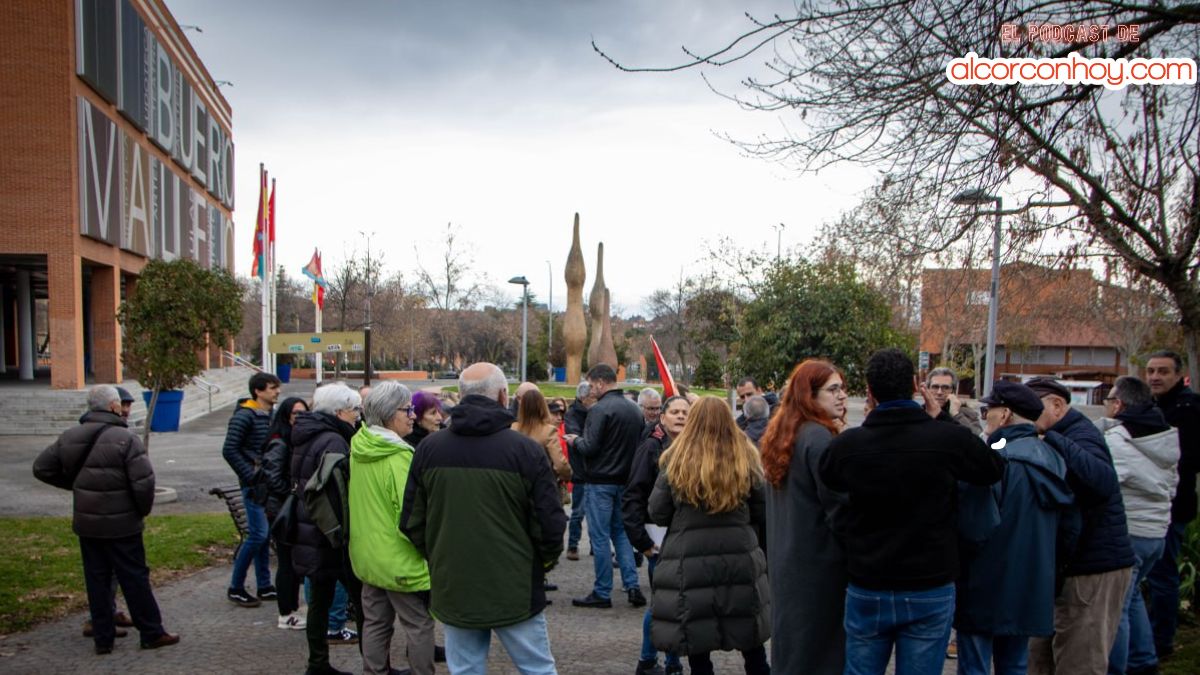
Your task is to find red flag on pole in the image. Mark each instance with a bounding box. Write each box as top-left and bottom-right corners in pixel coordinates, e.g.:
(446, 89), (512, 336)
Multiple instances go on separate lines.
(251, 166), (267, 278)
(650, 335), (676, 398)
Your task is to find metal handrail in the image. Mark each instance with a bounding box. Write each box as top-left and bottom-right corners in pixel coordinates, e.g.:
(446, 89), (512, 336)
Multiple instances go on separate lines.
(222, 350), (264, 372)
(192, 376), (221, 413)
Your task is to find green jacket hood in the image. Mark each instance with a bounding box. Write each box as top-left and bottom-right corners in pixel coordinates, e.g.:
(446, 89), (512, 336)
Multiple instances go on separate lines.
(351, 426), (413, 463)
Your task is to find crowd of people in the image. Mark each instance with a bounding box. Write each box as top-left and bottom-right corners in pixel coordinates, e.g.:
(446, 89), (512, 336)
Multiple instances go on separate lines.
(32, 348), (1199, 675)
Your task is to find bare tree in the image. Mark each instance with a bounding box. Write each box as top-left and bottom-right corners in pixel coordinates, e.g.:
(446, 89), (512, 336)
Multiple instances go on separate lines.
(596, 0), (1200, 383)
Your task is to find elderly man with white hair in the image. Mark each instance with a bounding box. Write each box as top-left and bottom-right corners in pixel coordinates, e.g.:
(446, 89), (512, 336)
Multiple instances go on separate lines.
(402, 362), (566, 674)
(291, 382), (363, 675)
(349, 382), (436, 675)
(34, 385), (179, 655)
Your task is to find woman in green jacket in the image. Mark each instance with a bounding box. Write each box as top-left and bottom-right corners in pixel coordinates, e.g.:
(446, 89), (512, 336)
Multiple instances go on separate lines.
(349, 382), (434, 675)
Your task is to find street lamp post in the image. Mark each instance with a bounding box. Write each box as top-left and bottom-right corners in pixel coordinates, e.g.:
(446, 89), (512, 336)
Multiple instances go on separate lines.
(360, 231), (376, 386)
(951, 189), (1002, 398)
(509, 276), (530, 381)
(545, 260), (553, 382)
(773, 223), (786, 260)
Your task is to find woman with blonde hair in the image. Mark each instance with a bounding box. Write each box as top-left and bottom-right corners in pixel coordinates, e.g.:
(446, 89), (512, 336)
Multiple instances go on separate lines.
(649, 396), (770, 675)
(760, 359), (849, 675)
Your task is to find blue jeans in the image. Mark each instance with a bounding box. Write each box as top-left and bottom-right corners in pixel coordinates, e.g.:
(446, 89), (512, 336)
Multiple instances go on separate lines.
(1110, 535), (1166, 674)
(303, 578), (350, 631)
(229, 487), (271, 591)
(956, 632), (1028, 675)
(844, 582), (955, 675)
(443, 611), (557, 674)
(1147, 520), (1185, 656)
(640, 556), (681, 667)
(583, 483), (639, 599)
(568, 483), (586, 551)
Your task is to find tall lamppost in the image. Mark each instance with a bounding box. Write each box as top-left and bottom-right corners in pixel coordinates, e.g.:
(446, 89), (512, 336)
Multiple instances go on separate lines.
(951, 189), (1002, 398)
(773, 222), (786, 260)
(509, 276), (530, 381)
(359, 230), (376, 386)
(545, 260), (553, 382)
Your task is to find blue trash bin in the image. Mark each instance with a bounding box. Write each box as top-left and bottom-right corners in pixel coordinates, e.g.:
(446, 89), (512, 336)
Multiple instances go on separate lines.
(277, 364), (292, 383)
(142, 390), (184, 432)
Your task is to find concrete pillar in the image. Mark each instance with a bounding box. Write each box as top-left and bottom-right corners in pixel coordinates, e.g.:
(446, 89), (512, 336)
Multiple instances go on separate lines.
(90, 265), (121, 383)
(48, 253), (85, 389)
(17, 270), (33, 380)
(0, 287), (7, 374)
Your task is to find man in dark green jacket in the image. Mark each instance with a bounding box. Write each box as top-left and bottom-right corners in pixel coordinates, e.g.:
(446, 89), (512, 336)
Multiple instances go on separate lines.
(401, 362), (565, 673)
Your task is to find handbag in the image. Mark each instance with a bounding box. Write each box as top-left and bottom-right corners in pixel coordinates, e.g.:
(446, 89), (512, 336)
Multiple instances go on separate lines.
(270, 493), (298, 544)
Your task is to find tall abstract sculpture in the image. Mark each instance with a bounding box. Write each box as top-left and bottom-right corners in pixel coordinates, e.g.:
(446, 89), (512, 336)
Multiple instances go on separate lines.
(588, 243), (608, 369)
(563, 214), (587, 385)
(598, 288), (618, 368)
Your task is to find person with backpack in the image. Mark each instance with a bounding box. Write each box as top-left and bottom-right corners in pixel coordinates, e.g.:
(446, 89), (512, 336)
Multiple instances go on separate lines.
(33, 385), (179, 655)
(291, 383), (363, 675)
(221, 372), (281, 608)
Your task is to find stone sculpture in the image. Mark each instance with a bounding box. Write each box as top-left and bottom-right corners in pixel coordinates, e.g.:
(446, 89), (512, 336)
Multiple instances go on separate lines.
(598, 287), (618, 369)
(588, 243), (607, 369)
(563, 214), (587, 385)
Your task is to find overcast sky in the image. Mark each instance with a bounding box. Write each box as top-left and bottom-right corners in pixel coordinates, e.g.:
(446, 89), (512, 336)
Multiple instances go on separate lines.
(167, 0), (875, 315)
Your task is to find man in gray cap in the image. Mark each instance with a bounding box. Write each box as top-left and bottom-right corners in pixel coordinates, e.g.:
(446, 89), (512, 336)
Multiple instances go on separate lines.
(955, 381), (1074, 675)
(1026, 376), (1134, 675)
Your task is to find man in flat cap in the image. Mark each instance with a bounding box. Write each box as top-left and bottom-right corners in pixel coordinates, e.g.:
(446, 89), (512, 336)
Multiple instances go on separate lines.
(1026, 376), (1134, 675)
(954, 381), (1074, 675)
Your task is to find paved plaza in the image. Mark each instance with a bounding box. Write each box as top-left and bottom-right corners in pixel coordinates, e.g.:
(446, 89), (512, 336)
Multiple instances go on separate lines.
(0, 383), (959, 674)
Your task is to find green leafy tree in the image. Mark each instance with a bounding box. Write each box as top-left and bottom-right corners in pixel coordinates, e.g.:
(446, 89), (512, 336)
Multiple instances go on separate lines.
(118, 259), (242, 447)
(735, 259), (910, 392)
(693, 348), (724, 388)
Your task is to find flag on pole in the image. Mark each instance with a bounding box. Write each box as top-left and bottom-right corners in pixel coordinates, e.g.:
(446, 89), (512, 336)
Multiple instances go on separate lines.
(650, 335), (676, 397)
(251, 166), (268, 278)
(268, 179), (276, 248)
(302, 249), (327, 310)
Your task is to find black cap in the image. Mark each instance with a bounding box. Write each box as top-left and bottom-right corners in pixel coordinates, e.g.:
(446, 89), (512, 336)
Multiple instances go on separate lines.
(548, 401), (564, 414)
(980, 380), (1045, 420)
(114, 386), (135, 403)
(1025, 376), (1072, 402)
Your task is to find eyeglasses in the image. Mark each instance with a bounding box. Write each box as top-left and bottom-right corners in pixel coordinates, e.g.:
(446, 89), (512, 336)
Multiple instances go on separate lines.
(821, 384), (846, 394)
(401, 405), (416, 416)
(643, 406), (662, 412)
(927, 384), (954, 392)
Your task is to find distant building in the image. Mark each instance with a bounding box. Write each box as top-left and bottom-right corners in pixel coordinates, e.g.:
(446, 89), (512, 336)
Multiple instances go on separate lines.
(0, 0), (235, 388)
(920, 263), (1145, 397)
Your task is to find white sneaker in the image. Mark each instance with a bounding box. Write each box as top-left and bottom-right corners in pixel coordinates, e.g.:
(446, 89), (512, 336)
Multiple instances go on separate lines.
(277, 612), (307, 630)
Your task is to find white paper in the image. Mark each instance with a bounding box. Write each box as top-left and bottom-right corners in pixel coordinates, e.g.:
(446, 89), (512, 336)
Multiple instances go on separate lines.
(644, 524), (667, 548)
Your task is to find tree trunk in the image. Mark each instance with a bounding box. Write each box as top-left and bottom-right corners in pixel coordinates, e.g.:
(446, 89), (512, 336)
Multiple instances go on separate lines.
(142, 386), (159, 451)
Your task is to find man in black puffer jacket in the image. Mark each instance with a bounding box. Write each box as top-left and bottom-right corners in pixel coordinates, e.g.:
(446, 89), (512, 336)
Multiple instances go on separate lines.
(220, 372), (280, 608)
(33, 385), (179, 655)
(563, 381), (594, 560)
(1026, 376), (1134, 675)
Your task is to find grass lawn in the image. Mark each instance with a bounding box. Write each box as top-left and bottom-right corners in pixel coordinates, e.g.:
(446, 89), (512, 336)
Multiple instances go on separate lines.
(0, 513), (237, 635)
(1163, 619), (1200, 675)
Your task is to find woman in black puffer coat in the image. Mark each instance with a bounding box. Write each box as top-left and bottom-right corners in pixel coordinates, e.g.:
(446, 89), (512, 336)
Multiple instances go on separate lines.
(290, 383), (363, 675)
(649, 397), (770, 675)
(259, 396), (308, 626)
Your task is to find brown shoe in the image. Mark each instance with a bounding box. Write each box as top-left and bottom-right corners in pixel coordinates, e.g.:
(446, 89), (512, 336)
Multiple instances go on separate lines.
(566, 548), (579, 561)
(140, 632), (180, 650)
(82, 621), (127, 638)
(114, 610), (134, 628)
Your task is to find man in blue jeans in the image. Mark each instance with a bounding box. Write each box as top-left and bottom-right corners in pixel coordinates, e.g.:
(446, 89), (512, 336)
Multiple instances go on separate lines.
(566, 364), (645, 609)
(819, 349), (1004, 675)
(221, 372), (281, 607)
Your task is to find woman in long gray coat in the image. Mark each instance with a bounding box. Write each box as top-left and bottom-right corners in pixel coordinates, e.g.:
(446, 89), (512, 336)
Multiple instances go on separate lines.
(760, 359), (849, 675)
(649, 397), (771, 675)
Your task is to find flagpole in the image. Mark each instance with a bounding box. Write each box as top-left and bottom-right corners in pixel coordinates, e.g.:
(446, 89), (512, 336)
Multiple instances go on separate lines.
(259, 164), (269, 373)
(268, 177), (277, 374)
(315, 301), (323, 383)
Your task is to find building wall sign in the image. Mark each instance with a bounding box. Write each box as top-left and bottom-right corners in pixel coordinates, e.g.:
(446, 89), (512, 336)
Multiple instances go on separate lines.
(79, 98), (121, 247)
(76, 0), (234, 211)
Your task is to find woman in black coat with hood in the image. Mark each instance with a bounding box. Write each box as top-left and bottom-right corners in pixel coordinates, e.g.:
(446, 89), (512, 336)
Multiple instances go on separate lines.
(290, 383), (363, 675)
(260, 396), (309, 628)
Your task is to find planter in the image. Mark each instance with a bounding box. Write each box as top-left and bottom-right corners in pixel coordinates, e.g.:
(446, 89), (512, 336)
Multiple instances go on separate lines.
(142, 390), (184, 432)
(277, 364), (292, 383)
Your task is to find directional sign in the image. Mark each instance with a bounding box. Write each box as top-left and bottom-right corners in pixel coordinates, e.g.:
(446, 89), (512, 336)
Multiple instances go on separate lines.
(267, 332), (365, 354)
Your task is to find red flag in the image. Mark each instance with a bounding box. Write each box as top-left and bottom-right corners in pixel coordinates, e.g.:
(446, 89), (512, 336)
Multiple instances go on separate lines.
(251, 165), (267, 278)
(650, 335), (676, 397)
(268, 178), (276, 246)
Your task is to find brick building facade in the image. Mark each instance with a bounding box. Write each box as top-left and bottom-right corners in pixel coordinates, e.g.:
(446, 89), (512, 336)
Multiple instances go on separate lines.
(0, 0), (234, 388)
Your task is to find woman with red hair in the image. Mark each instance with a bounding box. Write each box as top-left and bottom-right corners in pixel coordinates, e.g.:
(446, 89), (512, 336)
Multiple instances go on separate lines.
(760, 359), (849, 675)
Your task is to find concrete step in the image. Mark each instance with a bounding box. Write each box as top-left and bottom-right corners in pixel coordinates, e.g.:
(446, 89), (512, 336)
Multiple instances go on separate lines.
(0, 365), (258, 435)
